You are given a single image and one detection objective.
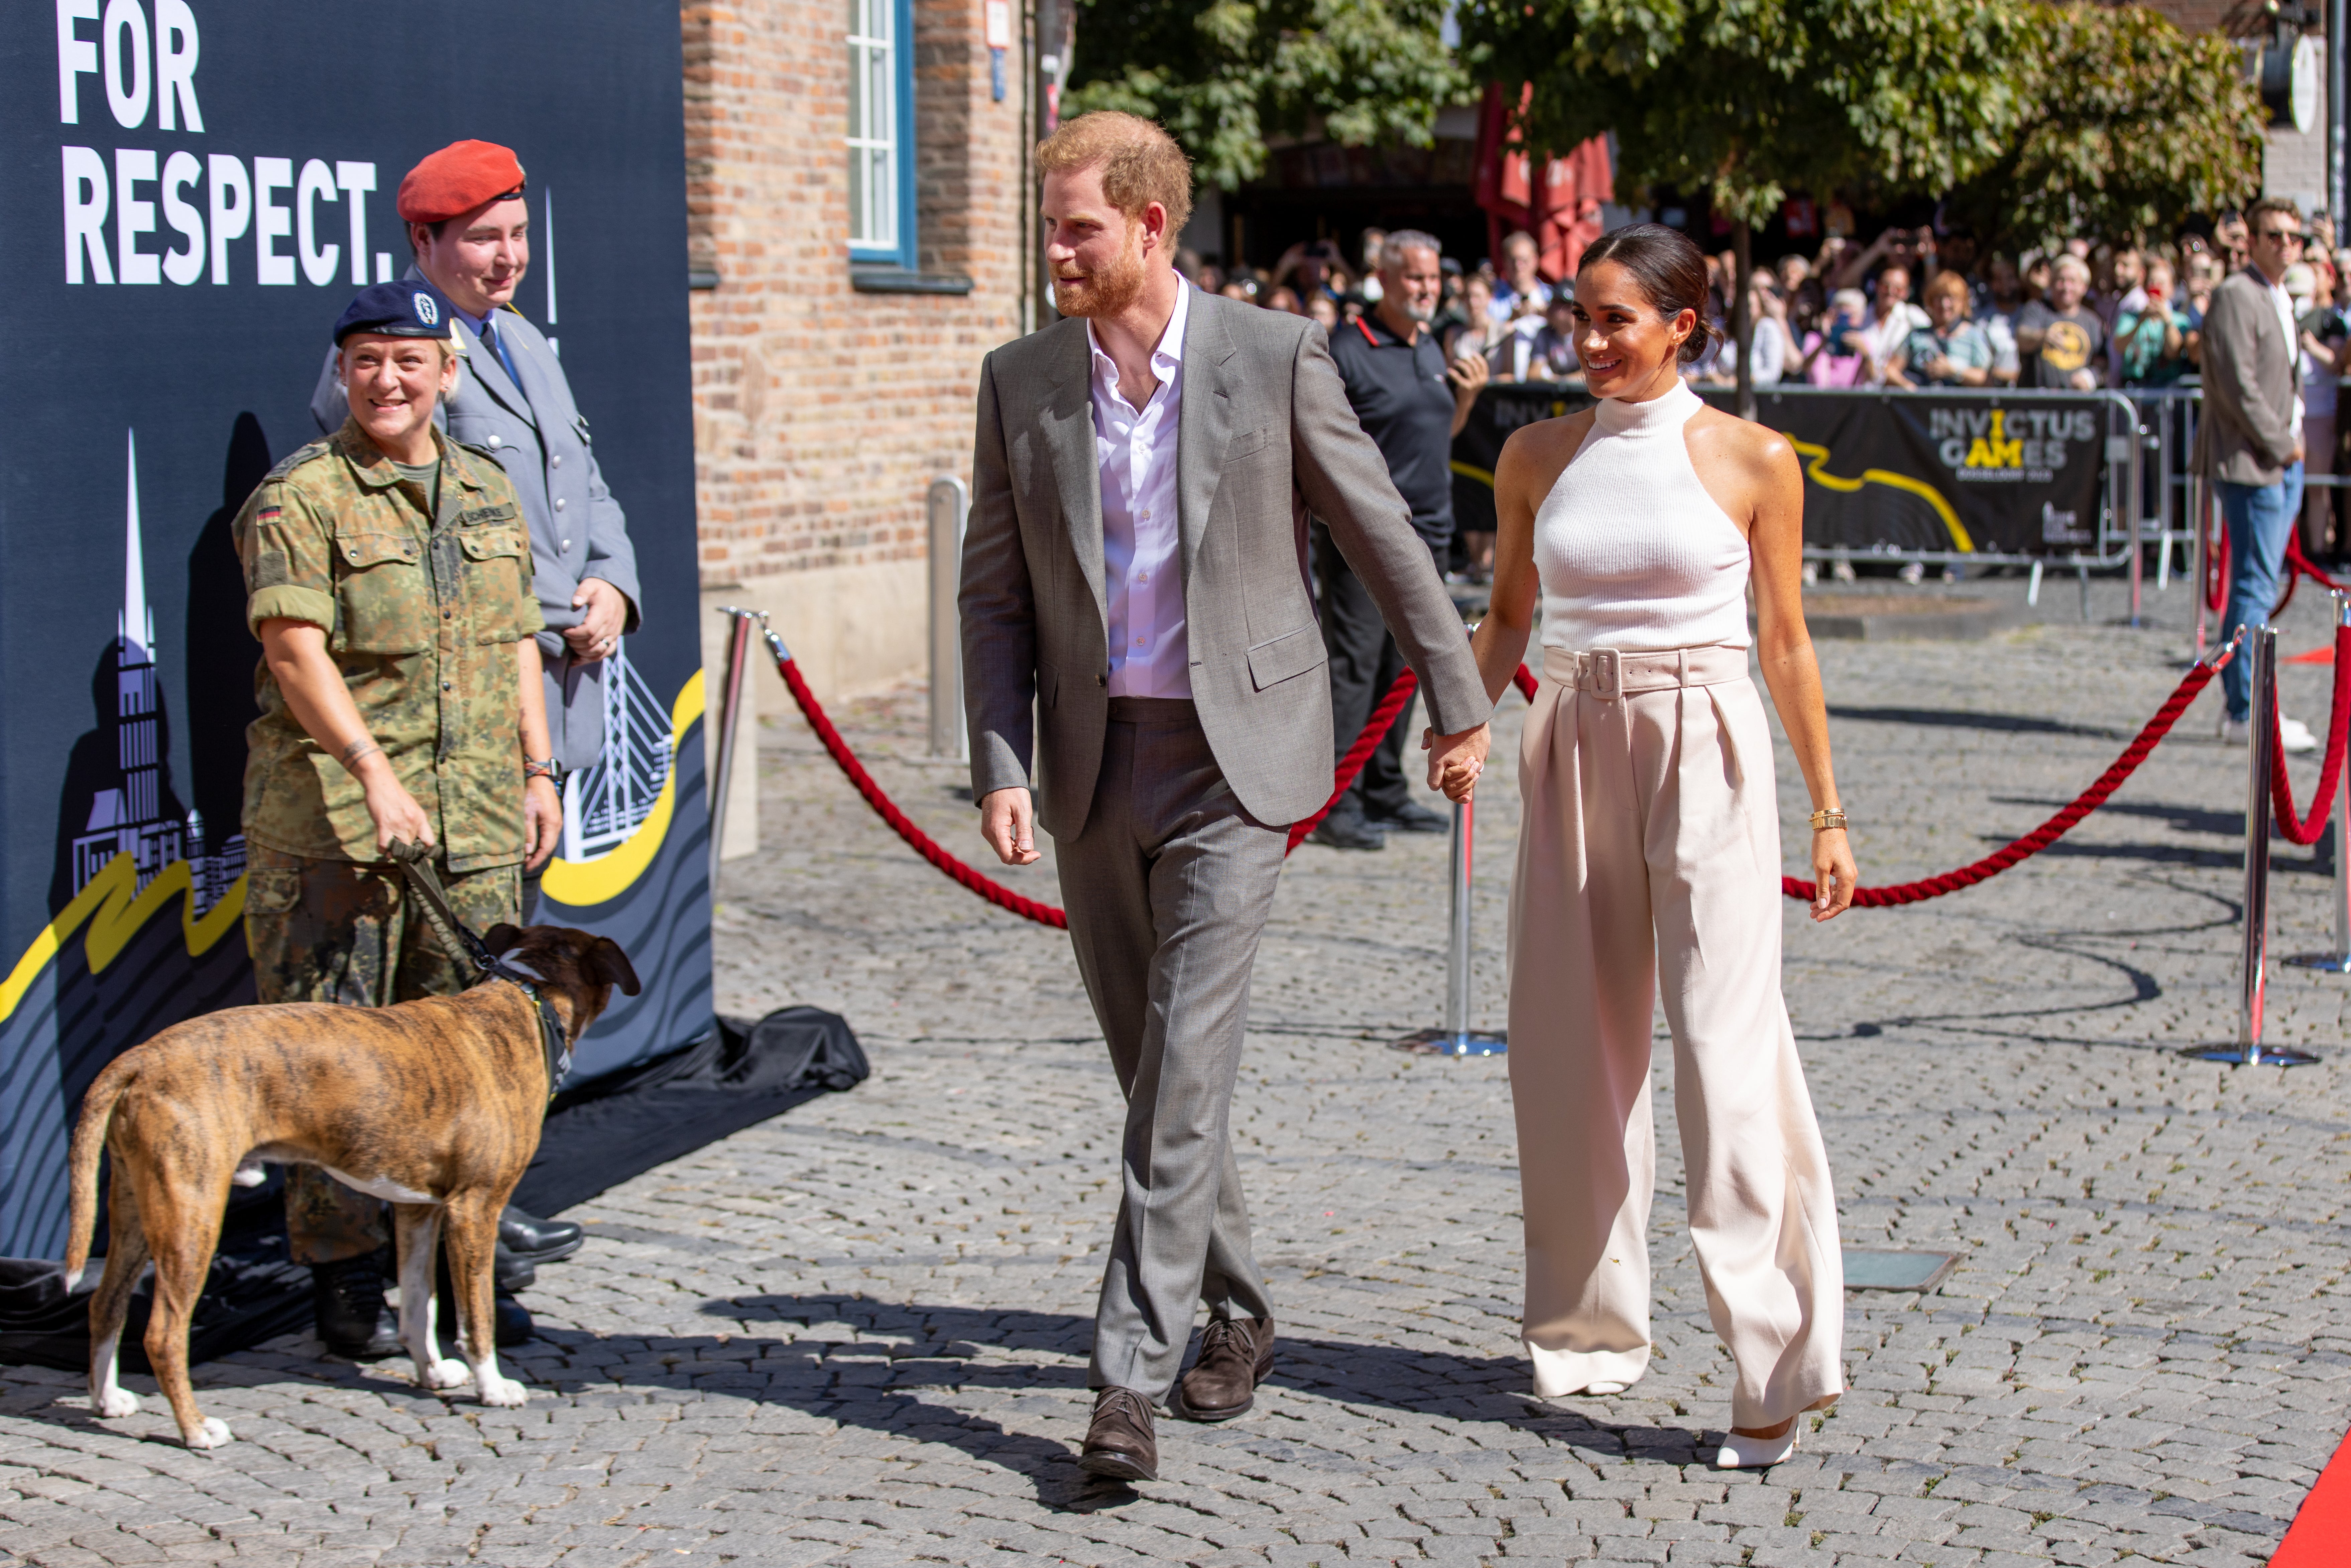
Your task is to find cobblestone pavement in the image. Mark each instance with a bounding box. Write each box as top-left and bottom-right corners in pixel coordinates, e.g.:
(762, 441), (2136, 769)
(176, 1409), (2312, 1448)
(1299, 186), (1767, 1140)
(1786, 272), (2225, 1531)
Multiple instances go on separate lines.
(7, 577), (2351, 1567)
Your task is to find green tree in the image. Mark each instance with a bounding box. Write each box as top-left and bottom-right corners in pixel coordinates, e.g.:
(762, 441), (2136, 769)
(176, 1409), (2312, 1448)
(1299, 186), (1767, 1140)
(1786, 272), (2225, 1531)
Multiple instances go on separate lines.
(1456, 0), (2030, 413)
(1063, 0), (1468, 192)
(1945, 3), (2265, 255)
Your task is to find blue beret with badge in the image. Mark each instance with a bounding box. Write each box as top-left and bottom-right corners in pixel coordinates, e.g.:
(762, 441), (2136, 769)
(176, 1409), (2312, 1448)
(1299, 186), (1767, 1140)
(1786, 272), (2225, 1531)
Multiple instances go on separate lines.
(332, 280), (457, 345)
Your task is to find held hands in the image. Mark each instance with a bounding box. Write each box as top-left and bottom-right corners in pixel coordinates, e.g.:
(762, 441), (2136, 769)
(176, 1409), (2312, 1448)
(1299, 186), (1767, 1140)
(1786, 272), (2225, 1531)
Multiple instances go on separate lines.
(980, 787), (1041, 866)
(1810, 827), (1856, 922)
(1422, 721), (1492, 803)
(564, 579), (629, 664)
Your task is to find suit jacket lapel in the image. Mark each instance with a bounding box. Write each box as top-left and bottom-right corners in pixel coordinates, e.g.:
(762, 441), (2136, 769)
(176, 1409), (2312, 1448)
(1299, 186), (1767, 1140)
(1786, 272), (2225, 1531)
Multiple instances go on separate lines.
(1043, 324), (1106, 628)
(1176, 296), (1236, 593)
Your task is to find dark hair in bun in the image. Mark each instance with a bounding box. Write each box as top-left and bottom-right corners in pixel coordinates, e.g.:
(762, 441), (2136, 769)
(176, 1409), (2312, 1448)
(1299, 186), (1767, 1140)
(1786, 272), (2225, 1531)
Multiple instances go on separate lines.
(1577, 223), (1714, 365)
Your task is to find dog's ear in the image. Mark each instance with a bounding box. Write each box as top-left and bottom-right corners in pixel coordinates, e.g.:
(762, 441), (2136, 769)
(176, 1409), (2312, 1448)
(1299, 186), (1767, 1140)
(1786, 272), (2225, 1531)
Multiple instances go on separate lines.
(483, 923), (524, 955)
(587, 936), (641, 996)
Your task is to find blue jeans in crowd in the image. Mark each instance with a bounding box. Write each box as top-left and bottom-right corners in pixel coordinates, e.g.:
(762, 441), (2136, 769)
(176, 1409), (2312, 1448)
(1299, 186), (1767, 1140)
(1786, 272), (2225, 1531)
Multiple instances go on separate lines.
(2217, 461), (2305, 721)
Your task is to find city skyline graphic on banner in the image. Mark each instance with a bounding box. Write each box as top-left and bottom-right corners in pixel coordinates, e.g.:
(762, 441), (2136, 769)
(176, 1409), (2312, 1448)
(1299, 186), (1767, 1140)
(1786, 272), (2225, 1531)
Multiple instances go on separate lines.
(71, 431), (245, 917)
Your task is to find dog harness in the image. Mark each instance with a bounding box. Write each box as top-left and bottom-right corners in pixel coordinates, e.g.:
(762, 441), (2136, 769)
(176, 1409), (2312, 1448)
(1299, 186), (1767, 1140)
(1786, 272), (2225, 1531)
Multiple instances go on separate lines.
(386, 841), (574, 1098)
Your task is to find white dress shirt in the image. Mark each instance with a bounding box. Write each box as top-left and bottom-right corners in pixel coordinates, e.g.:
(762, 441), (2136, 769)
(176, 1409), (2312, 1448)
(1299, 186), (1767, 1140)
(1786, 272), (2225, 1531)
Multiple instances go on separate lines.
(1090, 280), (1193, 699)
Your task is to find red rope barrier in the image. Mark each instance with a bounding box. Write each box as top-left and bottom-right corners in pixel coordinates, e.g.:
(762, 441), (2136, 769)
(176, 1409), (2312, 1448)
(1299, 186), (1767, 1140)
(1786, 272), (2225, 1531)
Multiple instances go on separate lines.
(770, 643), (1529, 928)
(1782, 659), (2219, 907)
(771, 654), (1073, 927)
(2271, 621), (2351, 845)
(771, 629), (2228, 921)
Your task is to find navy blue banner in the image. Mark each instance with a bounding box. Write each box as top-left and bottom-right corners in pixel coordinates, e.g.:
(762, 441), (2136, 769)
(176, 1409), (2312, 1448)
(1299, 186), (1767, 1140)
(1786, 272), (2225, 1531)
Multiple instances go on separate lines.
(0, 1), (710, 1257)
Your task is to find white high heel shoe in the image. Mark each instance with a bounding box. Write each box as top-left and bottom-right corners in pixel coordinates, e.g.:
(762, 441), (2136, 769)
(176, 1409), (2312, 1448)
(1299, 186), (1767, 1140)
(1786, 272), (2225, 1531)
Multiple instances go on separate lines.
(1713, 1425), (1797, 1469)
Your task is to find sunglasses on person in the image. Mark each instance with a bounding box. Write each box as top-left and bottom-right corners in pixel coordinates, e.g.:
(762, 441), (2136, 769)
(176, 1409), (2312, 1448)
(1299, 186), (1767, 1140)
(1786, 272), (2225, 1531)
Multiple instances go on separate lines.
(2258, 226), (2309, 245)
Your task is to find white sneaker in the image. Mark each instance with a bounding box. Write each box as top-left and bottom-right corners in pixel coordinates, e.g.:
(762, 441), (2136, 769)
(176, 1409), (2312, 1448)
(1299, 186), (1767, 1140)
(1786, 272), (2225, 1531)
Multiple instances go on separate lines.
(2217, 715), (2319, 751)
(1898, 561), (1925, 585)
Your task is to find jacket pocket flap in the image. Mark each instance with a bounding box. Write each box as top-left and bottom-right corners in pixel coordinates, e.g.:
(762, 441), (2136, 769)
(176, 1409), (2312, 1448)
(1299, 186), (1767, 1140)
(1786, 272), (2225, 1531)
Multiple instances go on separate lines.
(336, 529), (419, 568)
(1226, 426), (1273, 459)
(460, 527), (530, 562)
(1246, 626), (1326, 690)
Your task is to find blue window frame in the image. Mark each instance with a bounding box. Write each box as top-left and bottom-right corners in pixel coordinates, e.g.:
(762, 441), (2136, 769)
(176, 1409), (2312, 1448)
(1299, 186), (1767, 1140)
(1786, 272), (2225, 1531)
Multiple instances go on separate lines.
(847, 0), (917, 270)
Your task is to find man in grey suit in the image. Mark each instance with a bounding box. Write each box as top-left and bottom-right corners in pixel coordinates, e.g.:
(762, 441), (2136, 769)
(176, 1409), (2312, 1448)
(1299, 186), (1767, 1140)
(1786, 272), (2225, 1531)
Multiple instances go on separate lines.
(310, 139), (642, 777)
(306, 140), (643, 1304)
(961, 113), (1492, 1482)
(2195, 196), (2317, 751)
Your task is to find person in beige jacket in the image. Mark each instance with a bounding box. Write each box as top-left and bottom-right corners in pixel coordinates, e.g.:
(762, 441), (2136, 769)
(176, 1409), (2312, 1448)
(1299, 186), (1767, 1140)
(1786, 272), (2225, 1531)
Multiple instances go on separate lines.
(960, 113), (1490, 1483)
(2195, 197), (2318, 750)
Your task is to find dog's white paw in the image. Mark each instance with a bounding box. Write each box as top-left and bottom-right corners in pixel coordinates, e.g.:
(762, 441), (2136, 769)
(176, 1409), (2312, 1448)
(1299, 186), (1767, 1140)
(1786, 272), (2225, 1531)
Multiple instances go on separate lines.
(93, 1388), (141, 1419)
(231, 1160), (267, 1188)
(475, 1373), (528, 1408)
(420, 1358), (471, 1391)
(184, 1417), (233, 1450)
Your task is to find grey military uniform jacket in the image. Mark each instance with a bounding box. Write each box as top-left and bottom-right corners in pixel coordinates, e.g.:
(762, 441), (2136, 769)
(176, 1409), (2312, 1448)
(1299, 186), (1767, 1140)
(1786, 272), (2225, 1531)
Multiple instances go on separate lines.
(311, 267), (641, 772)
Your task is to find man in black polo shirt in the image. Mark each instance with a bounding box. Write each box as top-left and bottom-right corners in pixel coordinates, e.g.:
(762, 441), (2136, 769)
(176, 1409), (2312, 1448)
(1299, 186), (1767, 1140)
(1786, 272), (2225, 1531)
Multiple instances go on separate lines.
(1313, 229), (1490, 849)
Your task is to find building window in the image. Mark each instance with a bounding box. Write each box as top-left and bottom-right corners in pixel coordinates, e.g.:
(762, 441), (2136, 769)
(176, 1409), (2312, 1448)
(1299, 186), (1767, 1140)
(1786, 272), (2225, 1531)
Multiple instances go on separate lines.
(848, 0), (916, 269)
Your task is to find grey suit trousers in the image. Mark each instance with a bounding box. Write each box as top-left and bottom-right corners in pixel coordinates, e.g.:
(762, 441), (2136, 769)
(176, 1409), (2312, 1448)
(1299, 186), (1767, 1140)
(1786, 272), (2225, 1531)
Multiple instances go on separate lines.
(1058, 697), (1282, 1399)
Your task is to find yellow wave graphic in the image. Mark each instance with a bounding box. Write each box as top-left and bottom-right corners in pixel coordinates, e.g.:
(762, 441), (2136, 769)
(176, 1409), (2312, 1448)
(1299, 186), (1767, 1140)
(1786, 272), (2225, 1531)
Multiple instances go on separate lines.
(539, 670), (707, 908)
(0, 856), (247, 1026)
(1785, 436), (1974, 554)
(0, 672), (707, 1018)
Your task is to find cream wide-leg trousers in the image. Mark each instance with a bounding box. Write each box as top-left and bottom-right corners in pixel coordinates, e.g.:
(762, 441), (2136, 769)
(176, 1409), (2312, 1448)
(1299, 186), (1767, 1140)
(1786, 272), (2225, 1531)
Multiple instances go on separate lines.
(1507, 643), (1844, 1429)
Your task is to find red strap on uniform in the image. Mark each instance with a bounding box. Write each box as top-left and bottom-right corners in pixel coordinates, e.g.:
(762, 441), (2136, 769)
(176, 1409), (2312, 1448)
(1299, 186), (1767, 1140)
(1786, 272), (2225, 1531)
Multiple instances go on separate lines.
(1356, 316), (1380, 347)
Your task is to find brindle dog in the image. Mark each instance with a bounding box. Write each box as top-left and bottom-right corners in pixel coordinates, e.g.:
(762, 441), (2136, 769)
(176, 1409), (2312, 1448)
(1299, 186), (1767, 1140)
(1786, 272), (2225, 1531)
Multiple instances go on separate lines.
(64, 924), (639, 1449)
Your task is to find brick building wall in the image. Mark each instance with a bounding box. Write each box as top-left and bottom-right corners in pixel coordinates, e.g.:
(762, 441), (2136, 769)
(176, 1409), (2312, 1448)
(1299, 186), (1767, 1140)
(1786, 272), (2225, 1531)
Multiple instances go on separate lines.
(681, 0), (1034, 854)
(683, 0), (1031, 697)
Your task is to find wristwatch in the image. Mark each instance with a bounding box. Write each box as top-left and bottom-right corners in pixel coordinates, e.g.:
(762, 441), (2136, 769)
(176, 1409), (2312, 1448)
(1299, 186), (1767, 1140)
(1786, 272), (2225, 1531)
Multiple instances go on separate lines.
(524, 756), (565, 786)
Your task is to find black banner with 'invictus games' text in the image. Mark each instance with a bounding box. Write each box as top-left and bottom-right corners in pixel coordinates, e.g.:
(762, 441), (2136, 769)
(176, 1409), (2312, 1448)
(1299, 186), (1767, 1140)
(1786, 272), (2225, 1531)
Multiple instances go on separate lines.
(1451, 382), (2113, 558)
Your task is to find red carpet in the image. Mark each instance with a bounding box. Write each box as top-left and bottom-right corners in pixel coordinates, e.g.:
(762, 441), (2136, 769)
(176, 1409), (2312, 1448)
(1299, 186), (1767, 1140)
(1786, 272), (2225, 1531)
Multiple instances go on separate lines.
(2273, 1422), (2351, 1565)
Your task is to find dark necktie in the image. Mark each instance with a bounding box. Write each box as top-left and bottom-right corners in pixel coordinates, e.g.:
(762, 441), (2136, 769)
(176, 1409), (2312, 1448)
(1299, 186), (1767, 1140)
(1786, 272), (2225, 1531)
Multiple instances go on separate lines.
(479, 316), (521, 387)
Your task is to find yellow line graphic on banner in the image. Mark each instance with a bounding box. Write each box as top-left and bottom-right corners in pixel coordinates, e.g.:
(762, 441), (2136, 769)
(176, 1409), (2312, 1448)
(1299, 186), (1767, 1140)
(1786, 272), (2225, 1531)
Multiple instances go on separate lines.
(539, 670), (707, 909)
(1449, 460), (1496, 486)
(1785, 437), (1974, 554)
(0, 856), (247, 1026)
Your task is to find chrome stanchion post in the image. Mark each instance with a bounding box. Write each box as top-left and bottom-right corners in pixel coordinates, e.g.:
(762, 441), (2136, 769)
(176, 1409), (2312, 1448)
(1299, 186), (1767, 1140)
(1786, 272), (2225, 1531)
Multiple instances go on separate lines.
(1396, 796), (1507, 1057)
(927, 477), (970, 760)
(2187, 626), (2319, 1065)
(708, 606), (760, 890)
(2291, 592), (2351, 974)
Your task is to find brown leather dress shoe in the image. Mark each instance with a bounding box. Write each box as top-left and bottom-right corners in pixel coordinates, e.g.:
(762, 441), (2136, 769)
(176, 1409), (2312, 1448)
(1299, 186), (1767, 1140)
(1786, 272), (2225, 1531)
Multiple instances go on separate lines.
(1173, 1315), (1275, 1422)
(1078, 1387), (1158, 1482)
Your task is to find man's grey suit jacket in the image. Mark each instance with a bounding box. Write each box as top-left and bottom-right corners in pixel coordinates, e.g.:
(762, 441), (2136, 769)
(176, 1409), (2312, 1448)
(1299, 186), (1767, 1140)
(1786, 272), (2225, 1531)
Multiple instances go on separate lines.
(2193, 268), (2299, 488)
(310, 267), (641, 772)
(960, 290), (1491, 839)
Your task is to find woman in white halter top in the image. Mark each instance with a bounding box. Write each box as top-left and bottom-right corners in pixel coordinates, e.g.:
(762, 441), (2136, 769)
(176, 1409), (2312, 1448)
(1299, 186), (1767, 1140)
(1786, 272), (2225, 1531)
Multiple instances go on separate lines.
(1434, 226), (1856, 1469)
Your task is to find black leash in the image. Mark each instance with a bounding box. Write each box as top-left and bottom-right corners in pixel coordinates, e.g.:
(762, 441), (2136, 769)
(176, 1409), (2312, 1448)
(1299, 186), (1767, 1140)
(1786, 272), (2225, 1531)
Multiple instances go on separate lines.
(386, 840), (572, 1098)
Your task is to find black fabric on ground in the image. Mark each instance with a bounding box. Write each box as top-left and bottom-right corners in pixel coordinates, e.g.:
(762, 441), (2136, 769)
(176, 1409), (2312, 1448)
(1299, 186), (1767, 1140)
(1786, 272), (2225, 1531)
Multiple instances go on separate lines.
(0, 1171), (311, 1373)
(0, 1006), (865, 1371)
(509, 1006), (867, 1215)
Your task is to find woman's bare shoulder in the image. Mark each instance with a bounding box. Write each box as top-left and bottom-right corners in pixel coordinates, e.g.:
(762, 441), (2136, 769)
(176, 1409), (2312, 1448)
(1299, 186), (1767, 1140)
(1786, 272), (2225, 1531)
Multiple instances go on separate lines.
(1497, 407), (1596, 492)
(1685, 403), (1799, 478)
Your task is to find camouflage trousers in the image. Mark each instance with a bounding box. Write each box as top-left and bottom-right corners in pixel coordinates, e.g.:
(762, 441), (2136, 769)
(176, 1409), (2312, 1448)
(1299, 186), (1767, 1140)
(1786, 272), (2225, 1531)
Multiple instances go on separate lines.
(243, 842), (521, 1265)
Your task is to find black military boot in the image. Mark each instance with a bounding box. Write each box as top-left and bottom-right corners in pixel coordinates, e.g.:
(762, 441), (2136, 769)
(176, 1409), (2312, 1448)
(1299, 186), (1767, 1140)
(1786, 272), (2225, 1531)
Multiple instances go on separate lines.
(311, 1251), (402, 1360)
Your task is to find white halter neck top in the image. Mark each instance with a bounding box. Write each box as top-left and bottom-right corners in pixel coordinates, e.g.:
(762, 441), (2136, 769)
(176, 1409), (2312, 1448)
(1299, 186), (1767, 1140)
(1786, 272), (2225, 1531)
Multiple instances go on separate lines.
(1533, 379), (1751, 652)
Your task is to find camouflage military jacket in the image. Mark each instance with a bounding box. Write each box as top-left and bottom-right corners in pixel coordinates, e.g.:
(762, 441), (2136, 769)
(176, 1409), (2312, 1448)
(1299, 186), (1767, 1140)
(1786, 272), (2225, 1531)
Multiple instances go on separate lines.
(235, 419), (545, 871)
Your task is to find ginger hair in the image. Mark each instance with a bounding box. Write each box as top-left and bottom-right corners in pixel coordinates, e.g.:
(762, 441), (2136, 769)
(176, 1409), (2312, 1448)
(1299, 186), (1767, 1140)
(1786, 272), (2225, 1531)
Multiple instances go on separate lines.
(1036, 112), (1193, 236)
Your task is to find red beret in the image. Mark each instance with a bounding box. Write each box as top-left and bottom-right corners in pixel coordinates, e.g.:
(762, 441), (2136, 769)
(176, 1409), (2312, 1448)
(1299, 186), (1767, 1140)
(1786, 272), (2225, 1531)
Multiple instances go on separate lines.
(396, 140), (527, 225)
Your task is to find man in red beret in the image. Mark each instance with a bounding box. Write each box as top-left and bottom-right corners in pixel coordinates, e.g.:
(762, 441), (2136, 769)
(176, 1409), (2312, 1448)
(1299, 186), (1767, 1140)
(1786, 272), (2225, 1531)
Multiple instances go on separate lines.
(308, 139), (645, 1343)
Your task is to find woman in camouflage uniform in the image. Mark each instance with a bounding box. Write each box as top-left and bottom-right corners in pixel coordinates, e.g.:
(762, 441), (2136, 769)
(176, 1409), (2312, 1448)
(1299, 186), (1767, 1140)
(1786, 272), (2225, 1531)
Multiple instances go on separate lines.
(234, 282), (560, 1357)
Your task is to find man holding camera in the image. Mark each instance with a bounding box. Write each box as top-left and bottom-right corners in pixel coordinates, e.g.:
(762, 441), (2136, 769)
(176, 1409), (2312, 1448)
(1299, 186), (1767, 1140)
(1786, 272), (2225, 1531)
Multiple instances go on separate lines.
(1312, 230), (1488, 850)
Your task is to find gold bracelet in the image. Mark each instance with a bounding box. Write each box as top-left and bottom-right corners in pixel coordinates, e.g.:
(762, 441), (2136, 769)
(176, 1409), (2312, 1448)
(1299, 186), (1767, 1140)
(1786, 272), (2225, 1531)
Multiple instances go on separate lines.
(1809, 808), (1848, 832)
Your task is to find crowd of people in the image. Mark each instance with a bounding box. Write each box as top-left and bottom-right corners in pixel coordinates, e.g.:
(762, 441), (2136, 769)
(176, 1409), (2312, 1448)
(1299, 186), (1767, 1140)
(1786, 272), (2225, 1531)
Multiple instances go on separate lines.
(1179, 212), (2351, 398)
